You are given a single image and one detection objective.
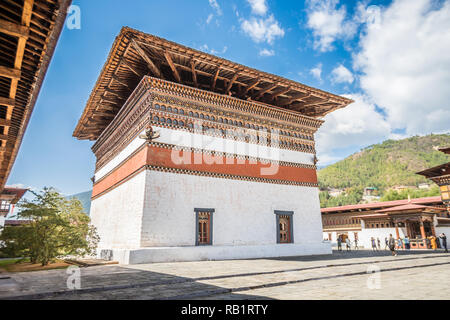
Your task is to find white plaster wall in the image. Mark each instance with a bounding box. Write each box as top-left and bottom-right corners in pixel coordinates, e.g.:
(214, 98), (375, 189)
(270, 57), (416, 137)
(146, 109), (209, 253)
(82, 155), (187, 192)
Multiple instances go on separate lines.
(0, 216), (5, 228)
(111, 243), (331, 264)
(140, 170), (324, 247)
(358, 228), (407, 249)
(95, 131), (146, 181)
(94, 126), (315, 181)
(90, 170), (147, 249)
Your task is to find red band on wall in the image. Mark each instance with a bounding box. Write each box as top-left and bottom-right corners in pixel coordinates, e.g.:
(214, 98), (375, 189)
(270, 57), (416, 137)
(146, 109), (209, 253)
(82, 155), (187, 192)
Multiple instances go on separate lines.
(92, 145), (318, 198)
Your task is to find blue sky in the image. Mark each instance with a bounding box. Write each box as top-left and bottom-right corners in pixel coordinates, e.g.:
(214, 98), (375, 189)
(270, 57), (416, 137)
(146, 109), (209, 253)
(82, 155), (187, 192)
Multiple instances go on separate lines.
(6, 0), (450, 195)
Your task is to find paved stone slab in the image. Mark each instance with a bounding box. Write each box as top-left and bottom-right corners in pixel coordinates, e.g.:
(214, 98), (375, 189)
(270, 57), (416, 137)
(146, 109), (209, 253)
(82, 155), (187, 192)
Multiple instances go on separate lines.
(0, 250), (448, 300)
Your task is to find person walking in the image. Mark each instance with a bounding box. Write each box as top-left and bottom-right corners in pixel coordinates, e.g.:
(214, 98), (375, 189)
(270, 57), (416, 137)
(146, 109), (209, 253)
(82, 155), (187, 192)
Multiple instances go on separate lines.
(403, 236), (410, 250)
(371, 237), (378, 251)
(439, 233), (448, 253)
(397, 238), (403, 250)
(388, 234), (397, 256)
(346, 237), (351, 252)
(384, 237), (389, 250)
(337, 235), (342, 252)
(354, 238), (359, 250)
(377, 238), (381, 250)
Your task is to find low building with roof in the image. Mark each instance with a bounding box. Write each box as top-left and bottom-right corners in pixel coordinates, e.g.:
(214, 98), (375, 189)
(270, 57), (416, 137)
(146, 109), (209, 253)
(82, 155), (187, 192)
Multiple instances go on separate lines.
(321, 196), (450, 249)
(0, 186), (27, 228)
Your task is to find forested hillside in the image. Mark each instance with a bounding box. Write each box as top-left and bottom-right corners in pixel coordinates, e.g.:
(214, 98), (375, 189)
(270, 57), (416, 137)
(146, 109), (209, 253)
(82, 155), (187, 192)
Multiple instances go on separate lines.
(318, 134), (450, 207)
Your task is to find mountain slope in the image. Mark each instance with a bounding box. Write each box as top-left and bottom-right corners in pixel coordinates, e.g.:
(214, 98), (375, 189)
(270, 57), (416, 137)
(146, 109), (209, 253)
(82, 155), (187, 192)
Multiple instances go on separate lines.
(318, 133), (450, 190)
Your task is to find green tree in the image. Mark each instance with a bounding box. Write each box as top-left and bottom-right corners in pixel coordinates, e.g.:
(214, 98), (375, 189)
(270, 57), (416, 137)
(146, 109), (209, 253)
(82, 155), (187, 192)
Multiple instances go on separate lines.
(0, 187), (99, 266)
(380, 186), (441, 202)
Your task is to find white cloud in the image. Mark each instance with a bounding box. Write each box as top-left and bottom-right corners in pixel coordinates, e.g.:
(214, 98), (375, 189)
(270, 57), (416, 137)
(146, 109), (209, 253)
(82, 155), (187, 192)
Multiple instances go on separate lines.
(206, 13), (214, 24)
(306, 0), (357, 52)
(331, 64), (354, 84)
(316, 93), (391, 166)
(241, 14), (285, 44)
(354, 0), (450, 136)
(259, 48), (275, 56)
(309, 63), (323, 82)
(247, 0), (268, 16)
(199, 44), (228, 55)
(209, 0), (222, 16)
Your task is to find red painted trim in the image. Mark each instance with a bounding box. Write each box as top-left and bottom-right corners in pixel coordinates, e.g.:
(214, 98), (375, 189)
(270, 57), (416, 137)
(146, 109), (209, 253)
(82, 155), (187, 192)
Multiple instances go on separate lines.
(92, 145), (318, 198)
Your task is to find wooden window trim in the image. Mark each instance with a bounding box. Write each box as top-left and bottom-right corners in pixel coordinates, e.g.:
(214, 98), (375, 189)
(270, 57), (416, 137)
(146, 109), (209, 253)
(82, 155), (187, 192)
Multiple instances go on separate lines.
(275, 210), (294, 244)
(195, 208), (214, 246)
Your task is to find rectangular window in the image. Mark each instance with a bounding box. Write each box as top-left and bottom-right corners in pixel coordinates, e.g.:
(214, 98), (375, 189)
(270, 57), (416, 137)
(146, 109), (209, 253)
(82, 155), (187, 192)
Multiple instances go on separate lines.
(195, 208), (214, 246)
(0, 200), (10, 211)
(275, 210), (294, 244)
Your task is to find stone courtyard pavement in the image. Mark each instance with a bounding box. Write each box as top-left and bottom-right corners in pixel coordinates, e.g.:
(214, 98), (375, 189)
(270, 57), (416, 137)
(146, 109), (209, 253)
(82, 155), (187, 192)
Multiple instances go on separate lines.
(0, 250), (449, 300)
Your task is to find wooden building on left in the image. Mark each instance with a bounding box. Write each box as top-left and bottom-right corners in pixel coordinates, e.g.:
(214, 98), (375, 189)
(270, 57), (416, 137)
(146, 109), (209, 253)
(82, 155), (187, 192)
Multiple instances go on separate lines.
(0, 0), (71, 201)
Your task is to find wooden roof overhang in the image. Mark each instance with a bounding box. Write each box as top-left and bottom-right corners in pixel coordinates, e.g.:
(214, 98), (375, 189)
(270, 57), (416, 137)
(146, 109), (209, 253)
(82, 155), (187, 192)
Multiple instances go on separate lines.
(417, 163), (450, 180)
(73, 27), (354, 140)
(0, 0), (72, 190)
(0, 186), (27, 203)
(321, 196), (443, 215)
(376, 203), (447, 215)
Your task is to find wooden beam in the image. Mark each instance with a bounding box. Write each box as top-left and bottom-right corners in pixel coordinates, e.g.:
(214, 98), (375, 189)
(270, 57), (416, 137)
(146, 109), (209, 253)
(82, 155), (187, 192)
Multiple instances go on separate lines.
(22, 0), (34, 27)
(253, 83), (278, 100)
(270, 86), (291, 99)
(112, 76), (131, 89)
(0, 19), (29, 38)
(100, 98), (119, 105)
(225, 72), (240, 94)
(211, 67), (220, 91)
(104, 89), (124, 99)
(131, 39), (162, 78)
(190, 60), (198, 88)
(164, 50), (181, 83)
(6, 0), (34, 133)
(0, 135), (8, 141)
(0, 66), (21, 80)
(99, 105), (120, 112)
(0, 98), (15, 107)
(296, 100), (331, 108)
(92, 112), (115, 118)
(0, 119), (12, 127)
(243, 78), (260, 95)
(278, 93), (311, 106)
(120, 58), (144, 78)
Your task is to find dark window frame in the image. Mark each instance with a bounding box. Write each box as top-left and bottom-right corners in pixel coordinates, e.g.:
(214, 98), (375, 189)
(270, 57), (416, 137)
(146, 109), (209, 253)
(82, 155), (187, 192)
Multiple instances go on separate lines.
(195, 208), (215, 246)
(274, 210), (294, 244)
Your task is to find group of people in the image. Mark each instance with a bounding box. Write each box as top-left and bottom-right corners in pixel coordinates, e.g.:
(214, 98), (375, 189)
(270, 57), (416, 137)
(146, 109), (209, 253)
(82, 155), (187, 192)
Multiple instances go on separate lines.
(370, 236), (411, 251)
(335, 233), (448, 254)
(369, 235), (398, 255)
(428, 233), (448, 252)
(336, 235), (358, 252)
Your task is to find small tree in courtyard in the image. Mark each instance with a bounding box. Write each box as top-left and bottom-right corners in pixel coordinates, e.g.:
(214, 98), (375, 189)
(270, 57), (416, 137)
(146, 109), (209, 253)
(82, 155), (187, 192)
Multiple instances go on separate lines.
(0, 187), (99, 266)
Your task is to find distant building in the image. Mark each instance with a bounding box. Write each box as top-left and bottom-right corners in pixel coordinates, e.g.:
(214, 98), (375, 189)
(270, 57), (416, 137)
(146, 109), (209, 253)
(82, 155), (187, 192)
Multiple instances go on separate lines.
(364, 187), (377, 196)
(4, 219), (30, 227)
(321, 196), (449, 249)
(0, 187), (27, 228)
(328, 188), (344, 197)
(389, 185), (414, 192)
(418, 183), (431, 189)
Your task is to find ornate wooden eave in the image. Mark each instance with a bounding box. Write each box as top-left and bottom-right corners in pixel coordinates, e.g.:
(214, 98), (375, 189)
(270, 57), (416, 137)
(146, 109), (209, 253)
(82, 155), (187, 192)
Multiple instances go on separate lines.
(73, 27), (353, 140)
(0, 0), (72, 190)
